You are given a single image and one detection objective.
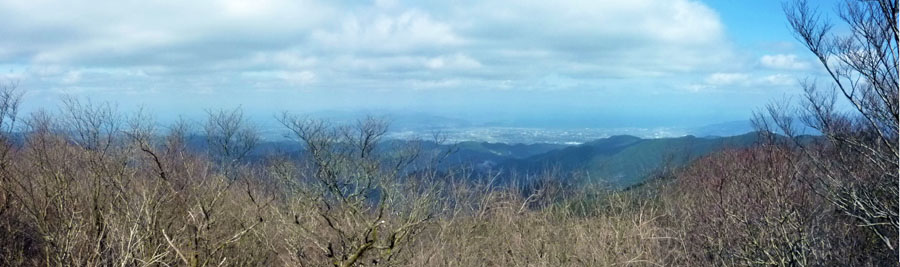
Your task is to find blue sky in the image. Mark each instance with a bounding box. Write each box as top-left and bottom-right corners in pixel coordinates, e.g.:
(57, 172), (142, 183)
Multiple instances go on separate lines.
(0, 0), (837, 127)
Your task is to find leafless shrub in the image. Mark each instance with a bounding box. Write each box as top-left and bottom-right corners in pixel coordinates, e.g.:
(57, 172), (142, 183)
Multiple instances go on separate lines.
(401, 171), (681, 267)
(669, 145), (890, 265)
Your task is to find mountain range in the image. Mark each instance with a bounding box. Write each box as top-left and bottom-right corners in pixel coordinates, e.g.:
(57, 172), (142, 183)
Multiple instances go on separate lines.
(10, 129), (774, 188)
(434, 133), (763, 187)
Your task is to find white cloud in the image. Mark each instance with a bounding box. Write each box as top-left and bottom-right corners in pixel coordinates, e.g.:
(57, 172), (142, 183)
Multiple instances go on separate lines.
(0, 0), (334, 65)
(407, 79), (462, 89)
(425, 54), (481, 70)
(684, 84), (711, 92)
(242, 70), (317, 85)
(281, 71), (317, 85)
(0, 71), (25, 82)
(759, 74), (795, 86)
(249, 51), (318, 69)
(698, 72), (798, 90)
(311, 10), (463, 53)
(374, 0), (399, 9)
(0, 0), (811, 103)
(61, 71), (82, 84)
(455, 0), (732, 76)
(760, 54), (810, 70)
(706, 72), (750, 85)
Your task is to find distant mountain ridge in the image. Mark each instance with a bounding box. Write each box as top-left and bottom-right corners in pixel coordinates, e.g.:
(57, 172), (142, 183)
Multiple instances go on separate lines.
(13, 129), (778, 188)
(157, 132), (772, 188)
(495, 133), (764, 187)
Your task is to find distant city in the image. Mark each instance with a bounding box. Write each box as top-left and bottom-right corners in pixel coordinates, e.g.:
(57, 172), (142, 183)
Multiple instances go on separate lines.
(249, 111), (758, 144)
(386, 126), (690, 144)
(248, 114), (760, 144)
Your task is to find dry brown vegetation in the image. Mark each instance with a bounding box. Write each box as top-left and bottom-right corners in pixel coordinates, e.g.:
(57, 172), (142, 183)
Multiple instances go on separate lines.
(0, 0), (896, 266)
(0, 96), (894, 266)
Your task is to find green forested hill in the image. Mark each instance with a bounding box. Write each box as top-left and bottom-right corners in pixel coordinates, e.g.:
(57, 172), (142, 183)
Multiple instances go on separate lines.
(501, 133), (762, 187)
(239, 132), (769, 187)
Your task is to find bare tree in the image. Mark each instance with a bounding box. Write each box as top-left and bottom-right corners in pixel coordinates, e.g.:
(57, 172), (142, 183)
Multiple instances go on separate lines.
(0, 81), (22, 192)
(0, 81), (28, 264)
(204, 107), (259, 176)
(276, 113), (436, 266)
(777, 0), (898, 251)
(0, 81), (21, 166)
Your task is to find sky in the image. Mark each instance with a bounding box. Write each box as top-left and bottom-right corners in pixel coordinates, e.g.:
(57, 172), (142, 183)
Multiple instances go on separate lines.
(0, 0), (837, 128)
